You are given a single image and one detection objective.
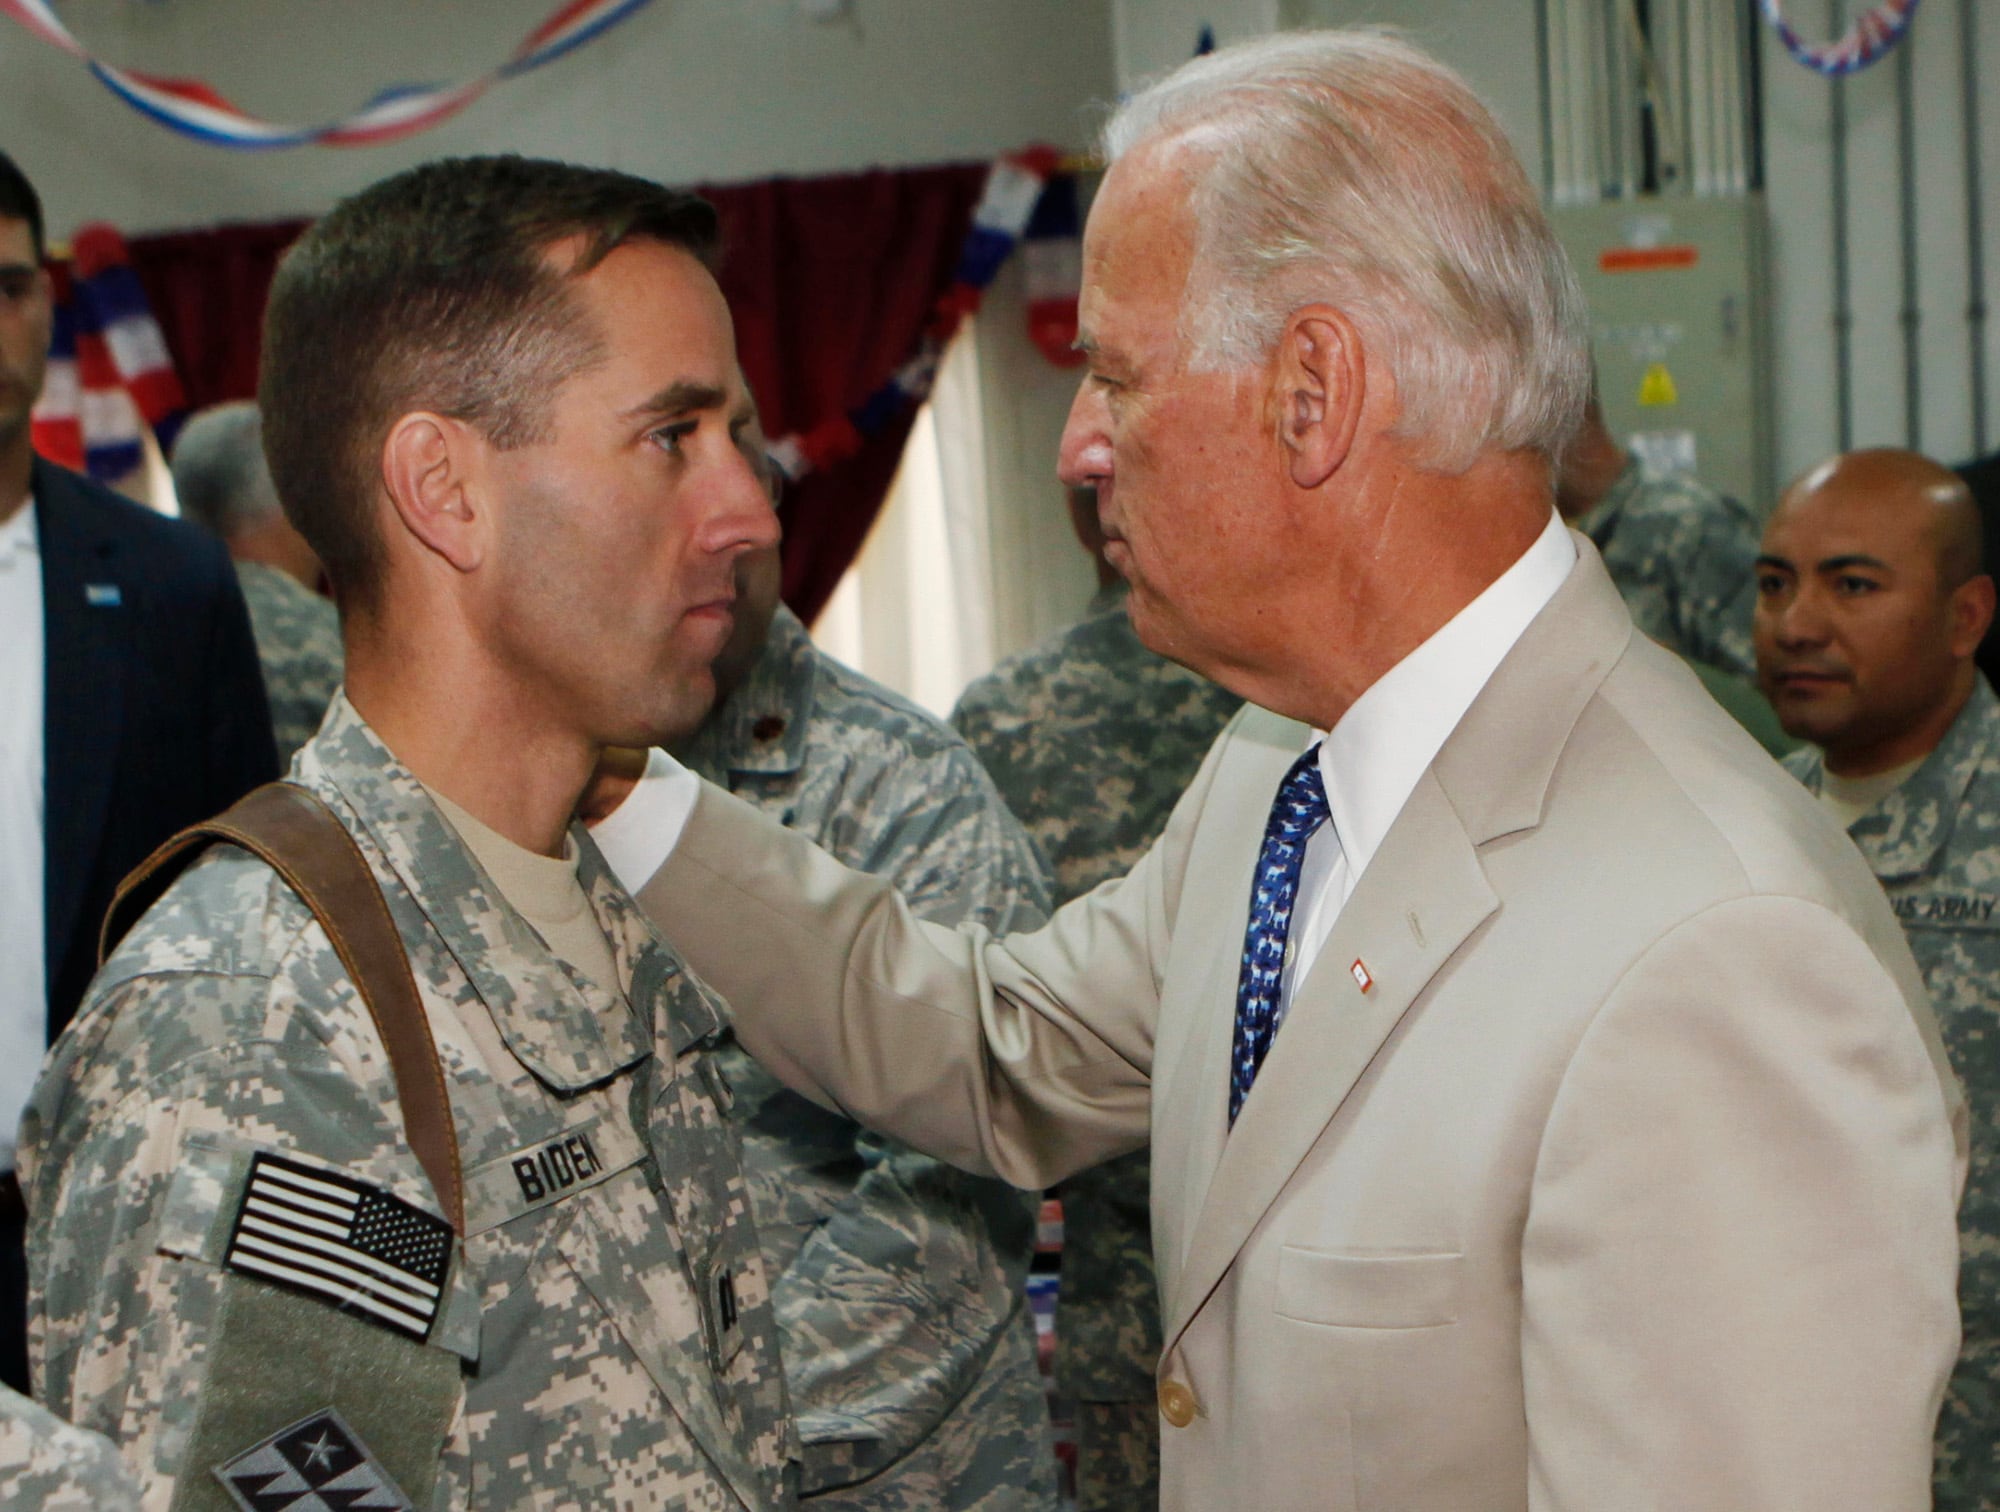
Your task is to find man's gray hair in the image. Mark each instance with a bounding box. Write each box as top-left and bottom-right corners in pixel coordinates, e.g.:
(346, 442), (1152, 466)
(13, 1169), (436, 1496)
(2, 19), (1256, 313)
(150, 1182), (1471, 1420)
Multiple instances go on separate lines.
(1104, 28), (1590, 473)
(171, 401), (281, 540)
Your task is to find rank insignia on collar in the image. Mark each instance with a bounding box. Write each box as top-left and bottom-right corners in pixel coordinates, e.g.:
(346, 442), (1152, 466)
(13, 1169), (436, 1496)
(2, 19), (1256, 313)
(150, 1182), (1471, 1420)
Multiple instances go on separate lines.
(213, 1407), (413, 1511)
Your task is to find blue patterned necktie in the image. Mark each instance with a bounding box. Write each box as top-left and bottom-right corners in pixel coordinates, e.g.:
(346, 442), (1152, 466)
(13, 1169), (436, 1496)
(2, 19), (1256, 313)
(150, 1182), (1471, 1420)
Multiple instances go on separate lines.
(1230, 744), (1331, 1125)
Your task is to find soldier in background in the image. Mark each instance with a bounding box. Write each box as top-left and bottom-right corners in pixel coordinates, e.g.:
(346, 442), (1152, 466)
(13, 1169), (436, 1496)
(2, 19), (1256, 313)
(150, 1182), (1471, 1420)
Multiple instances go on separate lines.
(1558, 386), (1762, 679)
(1754, 448), (2000, 1512)
(172, 400), (344, 764)
(24, 158), (798, 1508)
(0, 1383), (139, 1511)
(618, 507), (1059, 1510)
(950, 485), (1238, 1511)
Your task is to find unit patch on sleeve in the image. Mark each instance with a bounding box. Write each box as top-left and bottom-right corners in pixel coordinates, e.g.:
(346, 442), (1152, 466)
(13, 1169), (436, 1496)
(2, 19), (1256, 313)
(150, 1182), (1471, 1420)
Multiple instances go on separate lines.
(223, 1152), (453, 1343)
(213, 1407), (414, 1511)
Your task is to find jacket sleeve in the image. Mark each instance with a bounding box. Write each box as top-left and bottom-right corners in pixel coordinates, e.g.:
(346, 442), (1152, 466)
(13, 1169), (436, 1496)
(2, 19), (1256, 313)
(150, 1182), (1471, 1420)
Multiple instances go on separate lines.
(636, 726), (1232, 1192)
(1521, 894), (1962, 1512)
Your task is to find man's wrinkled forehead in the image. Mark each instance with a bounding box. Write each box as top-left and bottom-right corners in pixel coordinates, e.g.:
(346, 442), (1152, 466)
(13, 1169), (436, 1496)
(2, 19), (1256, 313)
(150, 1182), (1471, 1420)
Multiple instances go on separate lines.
(1078, 149), (1201, 347)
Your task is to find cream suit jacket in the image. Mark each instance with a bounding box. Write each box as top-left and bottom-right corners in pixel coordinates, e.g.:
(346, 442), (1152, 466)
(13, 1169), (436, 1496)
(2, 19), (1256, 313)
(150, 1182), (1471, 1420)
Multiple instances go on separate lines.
(639, 544), (1967, 1512)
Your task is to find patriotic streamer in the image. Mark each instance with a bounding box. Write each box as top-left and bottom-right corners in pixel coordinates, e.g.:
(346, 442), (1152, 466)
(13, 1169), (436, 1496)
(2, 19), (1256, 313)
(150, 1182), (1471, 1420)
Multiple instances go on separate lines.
(766, 146), (1070, 485)
(30, 265), (86, 475)
(30, 226), (188, 480)
(0, 0), (655, 150)
(1023, 174), (1084, 369)
(1757, 0), (1921, 78)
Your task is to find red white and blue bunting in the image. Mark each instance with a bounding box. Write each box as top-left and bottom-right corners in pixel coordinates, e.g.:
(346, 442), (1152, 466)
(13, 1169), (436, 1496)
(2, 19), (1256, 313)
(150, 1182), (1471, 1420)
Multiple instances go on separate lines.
(0, 0), (655, 149)
(21, 144), (1081, 486)
(1757, 0), (1921, 78)
(766, 146), (1077, 484)
(31, 226), (188, 480)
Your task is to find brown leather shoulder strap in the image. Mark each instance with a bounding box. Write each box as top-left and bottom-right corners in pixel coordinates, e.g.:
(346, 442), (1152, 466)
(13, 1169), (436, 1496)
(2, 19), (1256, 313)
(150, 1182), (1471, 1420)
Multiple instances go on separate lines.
(101, 782), (465, 1235)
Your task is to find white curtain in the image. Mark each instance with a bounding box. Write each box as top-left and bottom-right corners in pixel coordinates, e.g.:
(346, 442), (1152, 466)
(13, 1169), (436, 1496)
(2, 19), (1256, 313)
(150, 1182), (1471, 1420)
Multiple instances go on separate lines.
(815, 321), (1000, 718)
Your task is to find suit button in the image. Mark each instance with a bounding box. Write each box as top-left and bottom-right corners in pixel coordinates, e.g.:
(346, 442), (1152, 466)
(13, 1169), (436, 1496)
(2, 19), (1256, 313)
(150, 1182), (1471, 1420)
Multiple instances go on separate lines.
(1158, 1379), (1198, 1428)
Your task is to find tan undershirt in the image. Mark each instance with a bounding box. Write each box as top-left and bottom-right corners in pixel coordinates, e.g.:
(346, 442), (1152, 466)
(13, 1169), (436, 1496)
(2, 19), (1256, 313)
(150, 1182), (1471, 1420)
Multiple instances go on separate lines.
(427, 787), (621, 999)
(1816, 754), (1926, 831)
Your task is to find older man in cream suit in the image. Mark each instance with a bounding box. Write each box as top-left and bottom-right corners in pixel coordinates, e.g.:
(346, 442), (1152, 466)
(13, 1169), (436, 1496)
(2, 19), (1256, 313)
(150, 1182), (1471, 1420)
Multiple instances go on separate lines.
(596, 29), (1967, 1512)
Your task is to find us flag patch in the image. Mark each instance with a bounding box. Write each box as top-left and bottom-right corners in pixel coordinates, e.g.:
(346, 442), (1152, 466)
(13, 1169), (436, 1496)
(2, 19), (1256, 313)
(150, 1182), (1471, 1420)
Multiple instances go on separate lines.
(223, 1153), (452, 1342)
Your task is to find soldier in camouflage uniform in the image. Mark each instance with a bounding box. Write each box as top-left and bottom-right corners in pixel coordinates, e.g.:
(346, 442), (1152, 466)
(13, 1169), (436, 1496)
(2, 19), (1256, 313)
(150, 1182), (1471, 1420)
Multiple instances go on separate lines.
(1558, 391), (1761, 678)
(1754, 448), (2000, 1511)
(23, 158), (799, 1509)
(0, 1382), (140, 1511)
(951, 506), (1239, 1512)
(171, 402), (342, 764)
(667, 539), (1058, 1511)
(231, 562), (342, 763)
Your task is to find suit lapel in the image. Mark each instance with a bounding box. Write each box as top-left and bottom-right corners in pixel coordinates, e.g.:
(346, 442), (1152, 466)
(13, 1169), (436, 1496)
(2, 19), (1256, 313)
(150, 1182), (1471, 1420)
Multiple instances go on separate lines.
(1158, 536), (1634, 1349)
(1163, 770), (1496, 1347)
(37, 465), (129, 998)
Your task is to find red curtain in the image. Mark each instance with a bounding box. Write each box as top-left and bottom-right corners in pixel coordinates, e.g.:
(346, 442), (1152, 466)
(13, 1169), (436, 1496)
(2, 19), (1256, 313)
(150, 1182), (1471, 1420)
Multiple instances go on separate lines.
(701, 163), (987, 622)
(123, 162), (988, 624)
(129, 220), (308, 414)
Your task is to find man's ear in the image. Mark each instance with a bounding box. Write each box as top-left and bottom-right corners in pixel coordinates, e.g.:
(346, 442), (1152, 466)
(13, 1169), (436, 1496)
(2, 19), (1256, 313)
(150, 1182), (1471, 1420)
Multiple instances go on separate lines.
(1273, 305), (1364, 490)
(380, 413), (485, 573)
(1949, 573), (1997, 659)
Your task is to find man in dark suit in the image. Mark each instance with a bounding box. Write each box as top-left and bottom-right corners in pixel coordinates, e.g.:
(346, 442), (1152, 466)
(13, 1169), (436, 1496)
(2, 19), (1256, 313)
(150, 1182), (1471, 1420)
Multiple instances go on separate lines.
(0, 152), (275, 1391)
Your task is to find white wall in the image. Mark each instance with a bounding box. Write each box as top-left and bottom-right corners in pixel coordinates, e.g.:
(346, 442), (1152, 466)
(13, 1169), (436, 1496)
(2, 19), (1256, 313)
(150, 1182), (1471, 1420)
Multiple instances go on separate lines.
(1112, 0), (1543, 169)
(3, 0), (1115, 236)
(1116, 0), (1279, 89)
(1763, 0), (2000, 479)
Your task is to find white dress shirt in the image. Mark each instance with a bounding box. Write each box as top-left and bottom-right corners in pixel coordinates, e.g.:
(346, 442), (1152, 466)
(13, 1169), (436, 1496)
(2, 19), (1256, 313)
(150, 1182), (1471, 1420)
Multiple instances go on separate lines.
(0, 496), (45, 1173)
(1278, 509), (1573, 1022)
(595, 511), (1576, 1035)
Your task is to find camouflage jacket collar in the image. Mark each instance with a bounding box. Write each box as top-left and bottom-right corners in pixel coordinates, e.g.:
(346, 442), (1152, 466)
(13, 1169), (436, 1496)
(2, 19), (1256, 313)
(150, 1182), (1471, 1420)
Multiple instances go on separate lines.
(1572, 455), (1643, 552)
(295, 695), (680, 1090)
(680, 602), (817, 781)
(1795, 677), (2000, 882)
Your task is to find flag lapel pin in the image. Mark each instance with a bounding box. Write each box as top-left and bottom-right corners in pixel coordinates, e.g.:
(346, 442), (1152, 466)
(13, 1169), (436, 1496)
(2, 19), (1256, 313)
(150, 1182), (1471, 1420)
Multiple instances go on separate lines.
(1350, 958), (1372, 992)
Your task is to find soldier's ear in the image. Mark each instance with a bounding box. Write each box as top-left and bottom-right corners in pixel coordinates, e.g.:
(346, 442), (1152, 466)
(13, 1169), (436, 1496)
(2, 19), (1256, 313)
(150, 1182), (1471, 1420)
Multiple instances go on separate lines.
(1272, 305), (1364, 491)
(1949, 573), (1996, 659)
(380, 413), (485, 574)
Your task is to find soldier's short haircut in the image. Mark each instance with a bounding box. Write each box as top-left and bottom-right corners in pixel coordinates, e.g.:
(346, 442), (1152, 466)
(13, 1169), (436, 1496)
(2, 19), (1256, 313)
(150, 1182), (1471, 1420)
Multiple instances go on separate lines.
(0, 152), (44, 261)
(259, 156), (720, 615)
(171, 402), (281, 541)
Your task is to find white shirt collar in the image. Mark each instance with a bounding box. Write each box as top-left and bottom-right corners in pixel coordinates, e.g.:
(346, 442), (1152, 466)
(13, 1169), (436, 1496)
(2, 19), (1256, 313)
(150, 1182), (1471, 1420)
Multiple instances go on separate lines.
(1315, 509), (1574, 886)
(0, 497), (36, 566)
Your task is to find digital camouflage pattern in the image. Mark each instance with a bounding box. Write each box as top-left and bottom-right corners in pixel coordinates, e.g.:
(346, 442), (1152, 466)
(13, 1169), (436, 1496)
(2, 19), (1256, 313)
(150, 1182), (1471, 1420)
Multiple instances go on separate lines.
(1786, 676), (2000, 1512)
(0, 1382), (140, 1511)
(679, 604), (1057, 1510)
(1575, 456), (1761, 679)
(22, 694), (798, 1511)
(234, 561), (343, 766)
(951, 582), (1240, 1512)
